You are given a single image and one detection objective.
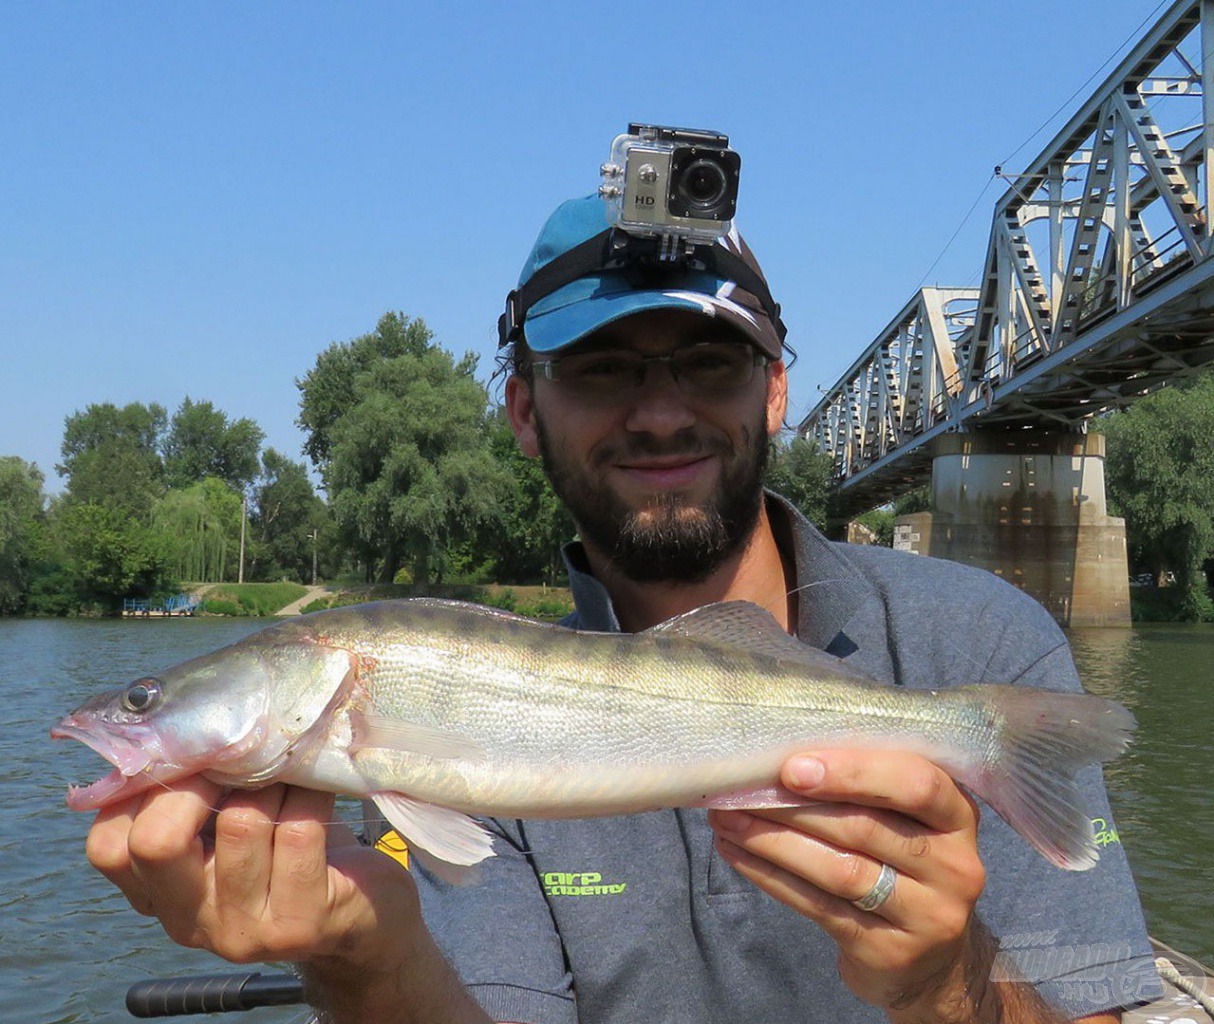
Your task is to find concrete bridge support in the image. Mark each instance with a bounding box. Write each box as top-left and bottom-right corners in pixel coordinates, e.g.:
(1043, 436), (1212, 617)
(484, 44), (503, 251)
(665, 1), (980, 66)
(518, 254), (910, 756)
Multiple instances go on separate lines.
(893, 431), (1130, 627)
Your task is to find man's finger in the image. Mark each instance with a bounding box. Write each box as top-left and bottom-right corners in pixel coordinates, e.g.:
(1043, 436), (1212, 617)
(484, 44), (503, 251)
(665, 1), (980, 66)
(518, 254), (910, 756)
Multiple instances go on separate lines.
(123, 779), (226, 938)
(714, 832), (895, 942)
(267, 787), (336, 944)
(780, 750), (978, 835)
(212, 784), (288, 926)
(711, 810), (927, 926)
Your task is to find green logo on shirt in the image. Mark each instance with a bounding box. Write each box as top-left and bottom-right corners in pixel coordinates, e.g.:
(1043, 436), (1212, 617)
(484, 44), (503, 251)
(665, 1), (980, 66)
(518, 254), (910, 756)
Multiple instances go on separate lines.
(1092, 817), (1121, 847)
(543, 871), (628, 897)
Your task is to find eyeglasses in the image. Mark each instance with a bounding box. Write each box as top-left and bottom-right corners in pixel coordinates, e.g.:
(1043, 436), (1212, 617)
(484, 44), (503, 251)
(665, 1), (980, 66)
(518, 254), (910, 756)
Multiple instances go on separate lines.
(532, 342), (768, 399)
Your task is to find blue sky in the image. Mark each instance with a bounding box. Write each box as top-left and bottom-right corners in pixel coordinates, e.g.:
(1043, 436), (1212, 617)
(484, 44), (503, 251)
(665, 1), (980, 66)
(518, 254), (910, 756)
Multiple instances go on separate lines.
(3, 1), (1165, 492)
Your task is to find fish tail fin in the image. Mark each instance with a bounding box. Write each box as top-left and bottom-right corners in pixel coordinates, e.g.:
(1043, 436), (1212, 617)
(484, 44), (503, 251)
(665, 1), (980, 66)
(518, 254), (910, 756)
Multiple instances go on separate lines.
(955, 685), (1135, 872)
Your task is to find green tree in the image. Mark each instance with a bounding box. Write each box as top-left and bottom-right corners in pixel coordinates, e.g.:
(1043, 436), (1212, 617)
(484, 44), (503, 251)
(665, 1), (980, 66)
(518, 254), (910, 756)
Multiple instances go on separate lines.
(0, 457), (46, 614)
(299, 313), (509, 584)
(53, 502), (175, 612)
(250, 449), (326, 583)
(764, 435), (836, 531)
(163, 398), (265, 490)
(153, 478), (243, 583)
(483, 409), (575, 584)
(297, 312), (435, 466)
(58, 402), (167, 516)
(850, 484), (934, 549)
(1100, 374), (1214, 620)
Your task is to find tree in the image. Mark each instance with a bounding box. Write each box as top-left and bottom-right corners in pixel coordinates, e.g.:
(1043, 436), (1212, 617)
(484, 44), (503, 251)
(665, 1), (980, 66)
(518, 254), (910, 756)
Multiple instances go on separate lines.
(58, 402), (167, 517)
(297, 312), (436, 466)
(483, 409), (575, 584)
(299, 313), (509, 584)
(53, 502), (175, 611)
(250, 449), (326, 583)
(0, 457), (45, 614)
(153, 478), (243, 583)
(163, 398), (264, 491)
(764, 435), (836, 531)
(1100, 373), (1214, 619)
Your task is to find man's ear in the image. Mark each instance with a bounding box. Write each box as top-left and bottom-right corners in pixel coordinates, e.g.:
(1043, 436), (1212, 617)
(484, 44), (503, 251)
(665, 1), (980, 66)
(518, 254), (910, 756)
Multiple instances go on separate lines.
(505, 375), (541, 458)
(765, 359), (789, 436)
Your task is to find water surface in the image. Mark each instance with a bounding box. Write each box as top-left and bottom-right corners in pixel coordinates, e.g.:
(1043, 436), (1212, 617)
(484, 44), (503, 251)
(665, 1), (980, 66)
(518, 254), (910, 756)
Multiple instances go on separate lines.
(1, 617), (1209, 1022)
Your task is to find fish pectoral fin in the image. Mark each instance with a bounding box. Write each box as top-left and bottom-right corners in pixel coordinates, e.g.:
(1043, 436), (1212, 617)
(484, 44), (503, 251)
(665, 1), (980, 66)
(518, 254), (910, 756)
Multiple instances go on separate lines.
(350, 711), (486, 761)
(645, 601), (876, 681)
(370, 791), (493, 885)
(691, 784), (823, 810)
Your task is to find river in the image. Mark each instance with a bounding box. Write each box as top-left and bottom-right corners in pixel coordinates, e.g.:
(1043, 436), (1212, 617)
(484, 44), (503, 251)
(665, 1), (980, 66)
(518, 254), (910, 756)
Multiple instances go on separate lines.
(1, 617), (1210, 1023)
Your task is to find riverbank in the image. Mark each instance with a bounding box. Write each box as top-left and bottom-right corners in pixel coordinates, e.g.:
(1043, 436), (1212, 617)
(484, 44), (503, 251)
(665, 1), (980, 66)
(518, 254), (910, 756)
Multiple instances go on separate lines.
(189, 580), (574, 620)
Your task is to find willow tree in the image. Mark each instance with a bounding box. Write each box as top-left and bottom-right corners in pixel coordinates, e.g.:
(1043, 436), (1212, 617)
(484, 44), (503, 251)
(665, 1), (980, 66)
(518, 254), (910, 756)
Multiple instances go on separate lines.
(154, 478), (242, 583)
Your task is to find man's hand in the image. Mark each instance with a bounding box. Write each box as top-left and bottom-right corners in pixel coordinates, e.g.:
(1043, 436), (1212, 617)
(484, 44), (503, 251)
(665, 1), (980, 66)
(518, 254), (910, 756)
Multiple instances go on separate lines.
(84, 780), (492, 1023)
(709, 749), (996, 1022)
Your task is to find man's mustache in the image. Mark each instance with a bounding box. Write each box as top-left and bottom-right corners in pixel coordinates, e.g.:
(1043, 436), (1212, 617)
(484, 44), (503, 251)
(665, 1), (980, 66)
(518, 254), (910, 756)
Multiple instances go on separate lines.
(591, 430), (734, 468)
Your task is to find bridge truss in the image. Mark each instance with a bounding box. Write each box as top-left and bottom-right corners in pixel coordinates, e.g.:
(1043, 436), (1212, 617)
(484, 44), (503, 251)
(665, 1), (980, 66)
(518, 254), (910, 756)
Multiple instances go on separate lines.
(800, 0), (1214, 517)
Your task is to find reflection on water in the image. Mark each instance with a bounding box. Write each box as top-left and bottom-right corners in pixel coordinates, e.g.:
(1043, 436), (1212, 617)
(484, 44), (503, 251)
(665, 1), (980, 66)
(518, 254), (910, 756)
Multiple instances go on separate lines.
(1069, 625), (1214, 968)
(0, 618), (1209, 1023)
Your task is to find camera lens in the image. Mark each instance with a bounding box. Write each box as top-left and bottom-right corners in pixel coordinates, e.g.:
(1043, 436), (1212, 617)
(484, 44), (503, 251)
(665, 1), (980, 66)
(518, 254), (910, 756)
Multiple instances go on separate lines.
(667, 145), (739, 223)
(677, 159), (728, 209)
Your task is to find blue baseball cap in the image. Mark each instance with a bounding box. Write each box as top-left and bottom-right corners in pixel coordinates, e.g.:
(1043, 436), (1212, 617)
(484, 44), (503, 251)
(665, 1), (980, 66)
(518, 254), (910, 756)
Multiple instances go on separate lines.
(506, 195), (784, 360)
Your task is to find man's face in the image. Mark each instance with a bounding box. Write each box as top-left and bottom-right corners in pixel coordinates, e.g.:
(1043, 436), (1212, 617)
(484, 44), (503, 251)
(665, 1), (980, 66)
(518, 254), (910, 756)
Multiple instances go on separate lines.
(506, 308), (788, 584)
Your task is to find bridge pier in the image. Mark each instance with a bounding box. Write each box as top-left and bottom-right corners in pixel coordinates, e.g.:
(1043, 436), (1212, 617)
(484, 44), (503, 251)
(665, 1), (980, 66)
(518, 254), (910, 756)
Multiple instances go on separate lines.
(893, 431), (1130, 627)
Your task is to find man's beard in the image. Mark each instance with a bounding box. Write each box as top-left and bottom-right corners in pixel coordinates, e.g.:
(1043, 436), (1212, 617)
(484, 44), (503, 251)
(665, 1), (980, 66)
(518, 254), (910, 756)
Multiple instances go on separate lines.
(533, 414), (769, 585)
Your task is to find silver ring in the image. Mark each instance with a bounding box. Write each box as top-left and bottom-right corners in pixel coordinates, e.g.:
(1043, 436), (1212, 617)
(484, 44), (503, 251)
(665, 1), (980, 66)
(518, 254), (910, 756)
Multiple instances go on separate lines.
(852, 862), (897, 912)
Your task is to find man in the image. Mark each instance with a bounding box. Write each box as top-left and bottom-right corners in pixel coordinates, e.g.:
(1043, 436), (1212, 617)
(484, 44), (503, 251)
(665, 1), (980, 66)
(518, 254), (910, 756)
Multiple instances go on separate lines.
(86, 194), (1158, 1024)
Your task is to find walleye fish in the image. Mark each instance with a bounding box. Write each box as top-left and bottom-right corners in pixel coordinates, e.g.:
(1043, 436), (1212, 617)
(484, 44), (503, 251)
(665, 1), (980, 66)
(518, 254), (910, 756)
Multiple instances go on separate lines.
(53, 598), (1134, 876)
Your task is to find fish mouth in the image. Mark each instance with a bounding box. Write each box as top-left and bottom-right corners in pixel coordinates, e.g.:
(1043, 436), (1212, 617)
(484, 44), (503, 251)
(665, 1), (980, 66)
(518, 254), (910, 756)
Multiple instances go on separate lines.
(51, 718), (178, 811)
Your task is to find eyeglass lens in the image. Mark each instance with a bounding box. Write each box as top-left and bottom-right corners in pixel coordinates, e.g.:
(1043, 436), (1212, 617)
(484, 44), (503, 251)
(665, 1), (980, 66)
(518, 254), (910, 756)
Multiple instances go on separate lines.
(543, 343), (763, 396)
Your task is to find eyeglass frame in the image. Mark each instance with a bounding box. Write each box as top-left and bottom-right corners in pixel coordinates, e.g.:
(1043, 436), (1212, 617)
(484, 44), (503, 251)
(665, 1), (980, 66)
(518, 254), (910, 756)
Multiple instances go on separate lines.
(528, 341), (771, 398)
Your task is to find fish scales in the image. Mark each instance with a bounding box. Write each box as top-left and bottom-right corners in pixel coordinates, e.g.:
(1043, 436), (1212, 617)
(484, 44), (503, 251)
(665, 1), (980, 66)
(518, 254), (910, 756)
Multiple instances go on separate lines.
(312, 604), (992, 815)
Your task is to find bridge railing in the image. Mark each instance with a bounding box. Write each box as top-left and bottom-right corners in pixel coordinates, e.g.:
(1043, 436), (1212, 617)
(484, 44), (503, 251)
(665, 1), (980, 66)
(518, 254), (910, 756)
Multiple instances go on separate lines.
(799, 0), (1214, 513)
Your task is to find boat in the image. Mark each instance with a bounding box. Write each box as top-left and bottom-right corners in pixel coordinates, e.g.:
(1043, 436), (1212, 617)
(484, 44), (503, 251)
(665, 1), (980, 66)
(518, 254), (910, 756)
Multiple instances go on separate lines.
(125, 937), (1213, 1019)
(1124, 938), (1214, 1024)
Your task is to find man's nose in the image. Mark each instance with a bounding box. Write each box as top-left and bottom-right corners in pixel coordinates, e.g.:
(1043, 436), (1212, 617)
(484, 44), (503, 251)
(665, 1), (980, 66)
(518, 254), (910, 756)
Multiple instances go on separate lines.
(623, 363), (697, 435)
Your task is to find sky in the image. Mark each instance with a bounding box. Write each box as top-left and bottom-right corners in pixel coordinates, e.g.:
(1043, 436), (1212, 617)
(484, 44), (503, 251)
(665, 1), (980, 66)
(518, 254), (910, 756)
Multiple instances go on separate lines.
(2, 0), (1170, 492)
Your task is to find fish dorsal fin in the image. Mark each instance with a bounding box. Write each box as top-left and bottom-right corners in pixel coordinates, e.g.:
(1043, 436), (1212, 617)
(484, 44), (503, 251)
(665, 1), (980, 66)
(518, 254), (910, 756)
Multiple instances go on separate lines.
(645, 600), (876, 682)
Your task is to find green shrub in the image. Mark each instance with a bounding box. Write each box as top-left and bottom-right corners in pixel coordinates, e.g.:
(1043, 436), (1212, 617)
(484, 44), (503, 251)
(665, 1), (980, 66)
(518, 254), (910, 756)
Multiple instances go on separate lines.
(201, 598), (246, 617)
(480, 588), (516, 612)
(515, 596), (574, 621)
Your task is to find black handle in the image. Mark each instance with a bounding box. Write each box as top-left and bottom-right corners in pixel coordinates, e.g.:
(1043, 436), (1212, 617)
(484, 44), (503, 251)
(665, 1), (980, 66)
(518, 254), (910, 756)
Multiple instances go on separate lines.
(125, 972), (305, 1017)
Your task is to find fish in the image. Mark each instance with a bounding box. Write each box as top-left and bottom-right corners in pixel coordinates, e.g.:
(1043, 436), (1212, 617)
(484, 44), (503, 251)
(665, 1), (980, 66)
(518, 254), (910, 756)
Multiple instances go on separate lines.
(52, 598), (1135, 878)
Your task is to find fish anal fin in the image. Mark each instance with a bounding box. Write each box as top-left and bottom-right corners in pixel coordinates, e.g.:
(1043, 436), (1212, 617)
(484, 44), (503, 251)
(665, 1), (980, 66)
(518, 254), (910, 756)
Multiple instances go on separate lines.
(350, 711), (486, 761)
(370, 791), (494, 885)
(691, 784), (823, 810)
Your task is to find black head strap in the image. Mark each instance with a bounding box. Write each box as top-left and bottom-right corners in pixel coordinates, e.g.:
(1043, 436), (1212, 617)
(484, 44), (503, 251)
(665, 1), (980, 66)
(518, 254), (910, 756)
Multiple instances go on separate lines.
(497, 229), (786, 348)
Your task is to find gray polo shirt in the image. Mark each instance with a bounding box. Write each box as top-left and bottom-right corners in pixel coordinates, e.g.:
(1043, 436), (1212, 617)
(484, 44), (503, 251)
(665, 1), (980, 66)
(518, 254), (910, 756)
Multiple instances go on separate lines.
(410, 494), (1160, 1023)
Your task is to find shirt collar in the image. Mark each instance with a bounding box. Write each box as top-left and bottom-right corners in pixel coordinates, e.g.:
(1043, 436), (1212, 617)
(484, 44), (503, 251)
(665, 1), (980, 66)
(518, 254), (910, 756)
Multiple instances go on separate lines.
(560, 490), (874, 649)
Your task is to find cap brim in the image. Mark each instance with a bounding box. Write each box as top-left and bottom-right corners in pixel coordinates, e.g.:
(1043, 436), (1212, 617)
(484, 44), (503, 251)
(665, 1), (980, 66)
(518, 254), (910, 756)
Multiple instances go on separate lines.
(525, 286), (782, 360)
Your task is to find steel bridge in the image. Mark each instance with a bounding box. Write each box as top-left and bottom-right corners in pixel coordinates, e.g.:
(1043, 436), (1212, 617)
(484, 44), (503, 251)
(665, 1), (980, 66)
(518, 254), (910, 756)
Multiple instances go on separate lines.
(799, 0), (1214, 518)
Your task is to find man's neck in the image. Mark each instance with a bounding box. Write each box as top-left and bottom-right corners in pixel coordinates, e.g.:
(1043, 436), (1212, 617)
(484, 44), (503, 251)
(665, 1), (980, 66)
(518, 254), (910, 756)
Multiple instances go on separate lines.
(579, 497), (797, 634)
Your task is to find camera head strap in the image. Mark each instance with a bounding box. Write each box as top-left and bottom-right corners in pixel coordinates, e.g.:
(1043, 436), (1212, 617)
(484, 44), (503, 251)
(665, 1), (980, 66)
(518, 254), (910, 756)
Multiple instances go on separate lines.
(497, 227), (786, 350)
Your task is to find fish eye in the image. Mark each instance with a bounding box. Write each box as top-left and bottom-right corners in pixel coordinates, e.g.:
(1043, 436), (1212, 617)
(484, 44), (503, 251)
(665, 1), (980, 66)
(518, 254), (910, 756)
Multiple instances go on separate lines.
(121, 678), (161, 714)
